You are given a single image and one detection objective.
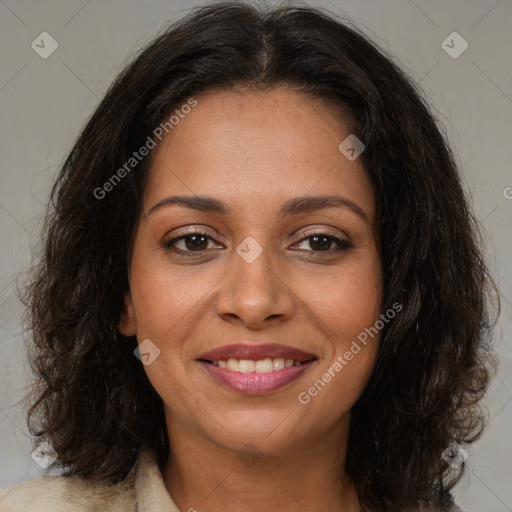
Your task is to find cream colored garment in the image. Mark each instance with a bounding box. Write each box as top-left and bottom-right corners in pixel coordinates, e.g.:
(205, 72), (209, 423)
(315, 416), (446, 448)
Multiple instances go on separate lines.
(0, 450), (180, 512)
(0, 450), (465, 511)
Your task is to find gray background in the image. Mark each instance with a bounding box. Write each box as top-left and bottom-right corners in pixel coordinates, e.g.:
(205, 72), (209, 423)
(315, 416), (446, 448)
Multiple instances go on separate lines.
(0, 0), (511, 510)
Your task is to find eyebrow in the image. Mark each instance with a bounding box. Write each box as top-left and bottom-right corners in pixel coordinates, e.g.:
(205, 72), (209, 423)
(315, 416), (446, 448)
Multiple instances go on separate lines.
(147, 194), (369, 223)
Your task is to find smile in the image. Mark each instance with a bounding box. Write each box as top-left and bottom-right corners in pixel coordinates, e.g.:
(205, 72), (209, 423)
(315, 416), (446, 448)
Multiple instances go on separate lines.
(198, 343), (316, 394)
(212, 357), (304, 372)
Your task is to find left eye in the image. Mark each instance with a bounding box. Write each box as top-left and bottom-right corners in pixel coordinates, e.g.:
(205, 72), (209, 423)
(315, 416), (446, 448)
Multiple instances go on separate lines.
(294, 234), (352, 252)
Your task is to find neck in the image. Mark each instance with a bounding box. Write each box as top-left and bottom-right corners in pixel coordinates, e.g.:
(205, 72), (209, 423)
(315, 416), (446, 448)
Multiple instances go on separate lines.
(162, 415), (361, 512)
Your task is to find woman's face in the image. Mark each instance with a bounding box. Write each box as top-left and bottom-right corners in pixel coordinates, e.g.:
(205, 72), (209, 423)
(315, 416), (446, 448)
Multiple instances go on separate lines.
(120, 87), (382, 457)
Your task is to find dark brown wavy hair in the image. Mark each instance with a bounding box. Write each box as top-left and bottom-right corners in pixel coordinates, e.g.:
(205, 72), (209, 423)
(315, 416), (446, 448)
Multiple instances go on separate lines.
(22, 2), (499, 511)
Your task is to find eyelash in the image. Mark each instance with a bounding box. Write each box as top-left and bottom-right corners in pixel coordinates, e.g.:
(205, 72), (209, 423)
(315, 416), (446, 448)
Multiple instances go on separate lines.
(163, 230), (353, 257)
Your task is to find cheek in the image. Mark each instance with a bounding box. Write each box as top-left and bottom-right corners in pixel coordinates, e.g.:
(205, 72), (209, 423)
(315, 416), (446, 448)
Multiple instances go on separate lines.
(299, 347), (378, 428)
(328, 258), (382, 385)
(294, 253), (381, 413)
(298, 290), (381, 424)
(128, 255), (218, 339)
(295, 252), (382, 343)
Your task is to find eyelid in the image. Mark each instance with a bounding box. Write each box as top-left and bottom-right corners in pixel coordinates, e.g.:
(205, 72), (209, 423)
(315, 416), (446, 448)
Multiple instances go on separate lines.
(164, 225), (225, 243)
(162, 225), (353, 254)
(293, 226), (351, 243)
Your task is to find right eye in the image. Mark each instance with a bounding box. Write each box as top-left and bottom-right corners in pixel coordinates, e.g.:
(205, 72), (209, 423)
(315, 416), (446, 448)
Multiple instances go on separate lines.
(163, 231), (225, 254)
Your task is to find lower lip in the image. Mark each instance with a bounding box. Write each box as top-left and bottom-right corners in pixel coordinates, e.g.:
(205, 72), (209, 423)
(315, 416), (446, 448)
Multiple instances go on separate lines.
(199, 361), (315, 394)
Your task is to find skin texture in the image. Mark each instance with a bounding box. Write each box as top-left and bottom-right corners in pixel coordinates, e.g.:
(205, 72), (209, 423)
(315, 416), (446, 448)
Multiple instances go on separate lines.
(119, 87), (383, 511)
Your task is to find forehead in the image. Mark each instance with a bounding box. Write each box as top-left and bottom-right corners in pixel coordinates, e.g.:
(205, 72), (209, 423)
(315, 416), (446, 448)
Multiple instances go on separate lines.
(145, 87), (374, 220)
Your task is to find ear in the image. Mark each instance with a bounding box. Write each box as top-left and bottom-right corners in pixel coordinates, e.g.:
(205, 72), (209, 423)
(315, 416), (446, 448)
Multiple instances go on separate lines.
(118, 292), (136, 336)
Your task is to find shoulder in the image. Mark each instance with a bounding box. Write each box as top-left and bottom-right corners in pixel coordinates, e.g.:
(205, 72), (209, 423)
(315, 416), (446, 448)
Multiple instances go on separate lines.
(0, 473), (136, 512)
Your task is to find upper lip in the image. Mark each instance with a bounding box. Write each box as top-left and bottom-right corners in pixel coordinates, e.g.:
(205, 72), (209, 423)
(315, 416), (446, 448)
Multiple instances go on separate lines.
(198, 343), (316, 362)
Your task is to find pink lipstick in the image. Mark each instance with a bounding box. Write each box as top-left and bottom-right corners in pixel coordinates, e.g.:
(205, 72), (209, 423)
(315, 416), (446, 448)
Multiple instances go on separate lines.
(198, 343), (316, 394)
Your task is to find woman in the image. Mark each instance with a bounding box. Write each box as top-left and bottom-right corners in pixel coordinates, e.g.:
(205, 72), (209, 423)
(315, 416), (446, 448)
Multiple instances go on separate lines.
(0, 2), (498, 511)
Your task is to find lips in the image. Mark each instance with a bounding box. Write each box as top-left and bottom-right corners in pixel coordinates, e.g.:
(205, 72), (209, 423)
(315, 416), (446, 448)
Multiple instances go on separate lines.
(198, 343), (315, 363)
(197, 343), (317, 395)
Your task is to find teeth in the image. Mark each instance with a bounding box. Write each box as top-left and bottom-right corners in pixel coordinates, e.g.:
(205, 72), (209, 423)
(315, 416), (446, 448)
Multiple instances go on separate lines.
(212, 357), (306, 373)
(239, 359), (256, 373)
(255, 358), (273, 373)
(227, 358), (239, 372)
(273, 358), (284, 370)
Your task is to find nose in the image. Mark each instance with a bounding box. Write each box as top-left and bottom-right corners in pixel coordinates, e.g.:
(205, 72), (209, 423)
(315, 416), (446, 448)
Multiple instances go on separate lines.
(215, 246), (295, 329)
